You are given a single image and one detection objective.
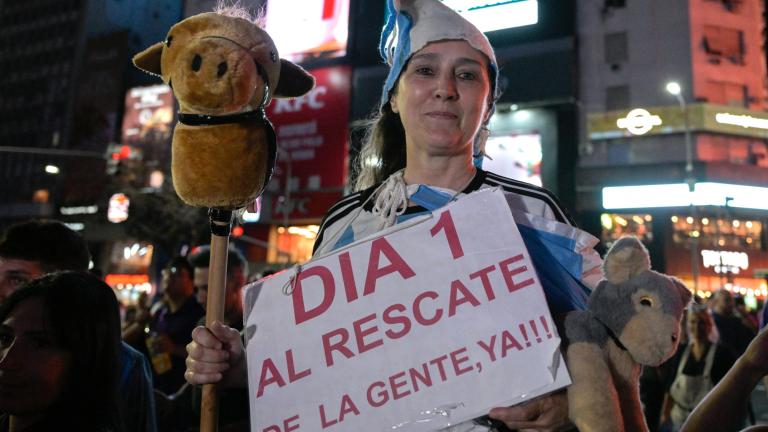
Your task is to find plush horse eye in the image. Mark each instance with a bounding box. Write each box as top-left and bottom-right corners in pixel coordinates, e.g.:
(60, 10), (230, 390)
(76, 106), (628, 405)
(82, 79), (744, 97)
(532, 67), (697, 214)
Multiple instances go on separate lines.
(165, 36), (173, 47)
(640, 296), (654, 307)
(191, 54), (202, 72)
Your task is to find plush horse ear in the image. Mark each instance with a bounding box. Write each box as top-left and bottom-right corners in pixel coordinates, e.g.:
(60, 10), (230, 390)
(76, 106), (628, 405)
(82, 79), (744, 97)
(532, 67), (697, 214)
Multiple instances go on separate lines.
(274, 59), (315, 98)
(133, 42), (164, 77)
(602, 236), (651, 284)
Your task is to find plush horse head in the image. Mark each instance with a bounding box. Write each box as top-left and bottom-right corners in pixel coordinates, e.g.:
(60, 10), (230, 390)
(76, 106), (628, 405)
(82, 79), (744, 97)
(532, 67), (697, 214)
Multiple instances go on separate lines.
(133, 11), (314, 209)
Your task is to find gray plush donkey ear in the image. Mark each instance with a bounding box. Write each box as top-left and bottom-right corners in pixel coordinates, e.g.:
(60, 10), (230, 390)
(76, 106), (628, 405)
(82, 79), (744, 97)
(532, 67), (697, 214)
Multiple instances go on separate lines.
(671, 278), (693, 307)
(602, 236), (651, 284)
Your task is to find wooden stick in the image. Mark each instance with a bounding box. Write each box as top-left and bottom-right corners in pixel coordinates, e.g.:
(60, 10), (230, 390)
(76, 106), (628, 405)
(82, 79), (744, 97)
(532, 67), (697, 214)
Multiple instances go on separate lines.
(200, 208), (233, 432)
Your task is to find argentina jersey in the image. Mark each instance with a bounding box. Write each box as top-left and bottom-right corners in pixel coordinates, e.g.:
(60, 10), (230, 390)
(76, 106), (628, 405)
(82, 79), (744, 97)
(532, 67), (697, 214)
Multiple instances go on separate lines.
(313, 169), (575, 257)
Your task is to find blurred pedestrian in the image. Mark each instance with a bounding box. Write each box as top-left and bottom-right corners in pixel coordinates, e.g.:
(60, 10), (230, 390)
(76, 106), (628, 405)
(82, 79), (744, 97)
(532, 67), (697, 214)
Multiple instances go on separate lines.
(147, 256), (203, 395)
(661, 305), (737, 431)
(0, 220), (88, 302)
(122, 292), (152, 360)
(0, 272), (122, 431)
(710, 289), (755, 359)
(189, 245), (247, 329)
(681, 323), (768, 432)
(0, 220), (157, 432)
(734, 295), (759, 333)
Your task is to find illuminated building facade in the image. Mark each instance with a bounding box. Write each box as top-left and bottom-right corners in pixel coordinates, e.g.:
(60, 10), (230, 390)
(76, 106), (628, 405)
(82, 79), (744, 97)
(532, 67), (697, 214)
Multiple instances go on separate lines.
(577, 0), (768, 301)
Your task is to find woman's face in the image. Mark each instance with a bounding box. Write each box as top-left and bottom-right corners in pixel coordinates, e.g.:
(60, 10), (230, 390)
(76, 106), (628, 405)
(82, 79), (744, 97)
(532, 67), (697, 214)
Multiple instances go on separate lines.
(686, 311), (711, 342)
(391, 40), (491, 159)
(0, 297), (71, 416)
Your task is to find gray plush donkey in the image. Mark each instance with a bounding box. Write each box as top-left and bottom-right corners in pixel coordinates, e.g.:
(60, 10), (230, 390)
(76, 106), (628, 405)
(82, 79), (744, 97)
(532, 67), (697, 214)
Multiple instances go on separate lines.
(565, 236), (692, 432)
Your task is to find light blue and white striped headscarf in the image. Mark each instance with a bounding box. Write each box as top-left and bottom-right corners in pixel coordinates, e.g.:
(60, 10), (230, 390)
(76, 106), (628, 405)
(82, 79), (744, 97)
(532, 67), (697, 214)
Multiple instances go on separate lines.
(379, 0), (500, 167)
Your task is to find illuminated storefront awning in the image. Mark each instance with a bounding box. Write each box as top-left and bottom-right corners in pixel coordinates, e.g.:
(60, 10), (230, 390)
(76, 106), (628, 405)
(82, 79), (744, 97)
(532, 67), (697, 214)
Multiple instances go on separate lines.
(588, 103), (768, 140)
(602, 182), (768, 211)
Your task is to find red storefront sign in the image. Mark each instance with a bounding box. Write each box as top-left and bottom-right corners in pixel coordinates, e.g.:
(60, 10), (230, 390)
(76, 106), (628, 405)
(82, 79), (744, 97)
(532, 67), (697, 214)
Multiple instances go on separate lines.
(266, 65), (351, 222)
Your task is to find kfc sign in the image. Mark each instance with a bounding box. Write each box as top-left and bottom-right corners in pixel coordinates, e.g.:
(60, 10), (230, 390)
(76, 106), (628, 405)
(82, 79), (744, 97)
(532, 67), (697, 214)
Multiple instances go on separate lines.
(272, 87), (328, 113)
(266, 66), (351, 222)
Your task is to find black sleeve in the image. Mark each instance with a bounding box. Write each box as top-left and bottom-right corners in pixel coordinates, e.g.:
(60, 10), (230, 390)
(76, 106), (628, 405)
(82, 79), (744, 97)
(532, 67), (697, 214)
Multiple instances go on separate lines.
(663, 345), (685, 391)
(711, 343), (737, 385)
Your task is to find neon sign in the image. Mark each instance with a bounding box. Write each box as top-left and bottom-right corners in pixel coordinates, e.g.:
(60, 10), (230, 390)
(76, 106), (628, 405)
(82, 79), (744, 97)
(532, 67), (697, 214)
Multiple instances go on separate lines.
(616, 108), (663, 136)
(108, 193), (130, 223)
(701, 250), (749, 274)
(715, 112), (768, 130)
(602, 182), (768, 211)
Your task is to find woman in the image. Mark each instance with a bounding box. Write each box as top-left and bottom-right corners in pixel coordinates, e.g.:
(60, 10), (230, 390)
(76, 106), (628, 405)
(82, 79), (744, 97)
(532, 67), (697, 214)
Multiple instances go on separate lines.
(186, 0), (579, 430)
(661, 305), (736, 431)
(681, 322), (768, 432)
(0, 272), (123, 431)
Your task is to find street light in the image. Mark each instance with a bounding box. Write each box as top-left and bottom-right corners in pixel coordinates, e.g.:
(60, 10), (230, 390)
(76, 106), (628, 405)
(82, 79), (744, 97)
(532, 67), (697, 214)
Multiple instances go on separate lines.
(666, 81), (694, 189)
(666, 81), (698, 291)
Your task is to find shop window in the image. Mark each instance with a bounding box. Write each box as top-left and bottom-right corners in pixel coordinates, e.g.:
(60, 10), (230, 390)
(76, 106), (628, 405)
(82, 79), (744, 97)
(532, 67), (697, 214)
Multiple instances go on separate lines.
(267, 224), (319, 264)
(605, 85), (630, 111)
(601, 213), (653, 248)
(702, 25), (744, 64)
(604, 32), (628, 65)
(482, 133), (542, 186)
(105, 241), (154, 306)
(670, 214), (762, 250)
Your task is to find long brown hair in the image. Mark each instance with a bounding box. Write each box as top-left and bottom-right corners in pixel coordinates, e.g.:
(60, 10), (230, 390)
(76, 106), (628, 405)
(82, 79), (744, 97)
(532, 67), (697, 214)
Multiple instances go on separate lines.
(352, 102), (406, 191)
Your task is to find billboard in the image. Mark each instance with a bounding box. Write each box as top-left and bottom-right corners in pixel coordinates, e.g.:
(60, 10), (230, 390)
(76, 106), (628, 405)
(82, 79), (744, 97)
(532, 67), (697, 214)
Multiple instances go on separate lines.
(122, 84), (173, 147)
(443, 0), (538, 33)
(264, 0), (349, 63)
(483, 133), (542, 186)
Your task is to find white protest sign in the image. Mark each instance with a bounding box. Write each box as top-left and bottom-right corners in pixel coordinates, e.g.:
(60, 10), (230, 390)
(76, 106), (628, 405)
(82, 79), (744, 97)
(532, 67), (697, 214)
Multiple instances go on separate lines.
(243, 188), (570, 432)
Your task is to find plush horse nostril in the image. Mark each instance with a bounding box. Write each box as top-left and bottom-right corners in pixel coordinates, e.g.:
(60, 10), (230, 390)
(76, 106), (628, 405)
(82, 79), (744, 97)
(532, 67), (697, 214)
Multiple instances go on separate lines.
(191, 54), (202, 72)
(217, 61), (228, 77)
(671, 334), (678, 342)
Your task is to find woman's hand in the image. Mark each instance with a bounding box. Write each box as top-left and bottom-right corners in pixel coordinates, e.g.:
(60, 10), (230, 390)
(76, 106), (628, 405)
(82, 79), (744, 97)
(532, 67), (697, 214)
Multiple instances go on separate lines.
(185, 321), (247, 388)
(488, 391), (571, 432)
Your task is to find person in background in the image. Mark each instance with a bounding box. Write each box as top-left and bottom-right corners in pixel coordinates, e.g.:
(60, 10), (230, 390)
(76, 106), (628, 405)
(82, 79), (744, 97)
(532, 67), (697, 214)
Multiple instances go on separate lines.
(122, 292), (152, 360)
(680, 324), (768, 432)
(189, 245), (248, 329)
(734, 295), (759, 333)
(710, 289), (755, 359)
(661, 305), (737, 431)
(147, 256), (204, 395)
(0, 220), (157, 432)
(0, 272), (122, 431)
(0, 220), (89, 302)
(184, 1), (585, 430)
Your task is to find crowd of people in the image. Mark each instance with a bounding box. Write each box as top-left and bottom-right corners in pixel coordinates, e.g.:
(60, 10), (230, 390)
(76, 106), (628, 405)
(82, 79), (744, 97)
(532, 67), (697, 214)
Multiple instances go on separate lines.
(1, 0), (768, 431)
(0, 219), (261, 431)
(0, 218), (767, 431)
